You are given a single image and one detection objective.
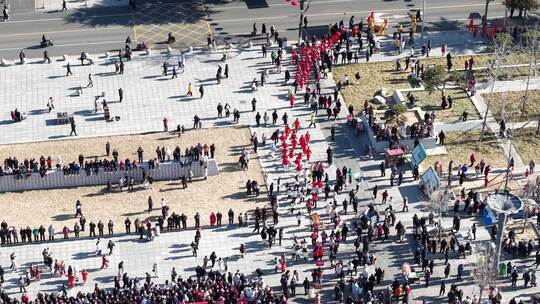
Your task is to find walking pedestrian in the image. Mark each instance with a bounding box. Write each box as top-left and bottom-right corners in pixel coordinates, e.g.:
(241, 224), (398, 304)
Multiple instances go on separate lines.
(69, 117), (77, 136)
(47, 97), (55, 112)
(43, 50), (52, 63)
(199, 84), (204, 98)
(187, 83), (193, 96)
(118, 88), (124, 102)
(66, 63), (73, 76)
(162, 62), (168, 76)
(61, 0), (67, 11)
(87, 74), (93, 88)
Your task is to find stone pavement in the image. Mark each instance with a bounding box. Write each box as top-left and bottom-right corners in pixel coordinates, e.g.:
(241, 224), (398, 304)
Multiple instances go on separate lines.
(0, 47), (296, 144)
(36, 0), (128, 12)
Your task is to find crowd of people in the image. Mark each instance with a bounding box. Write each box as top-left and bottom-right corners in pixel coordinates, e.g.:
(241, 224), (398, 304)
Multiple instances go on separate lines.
(0, 142), (215, 182)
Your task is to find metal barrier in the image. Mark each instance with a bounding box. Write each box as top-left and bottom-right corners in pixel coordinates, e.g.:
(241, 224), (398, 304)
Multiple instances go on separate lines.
(0, 159), (219, 192)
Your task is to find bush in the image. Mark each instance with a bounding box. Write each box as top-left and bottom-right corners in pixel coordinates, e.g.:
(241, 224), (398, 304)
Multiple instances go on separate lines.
(407, 74), (422, 88)
(392, 104), (408, 116)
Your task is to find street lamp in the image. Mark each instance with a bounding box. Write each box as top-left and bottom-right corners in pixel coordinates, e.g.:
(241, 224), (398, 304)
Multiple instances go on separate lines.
(483, 0), (494, 25)
(503, 129), (513, 190)
(421, 0), (426, 40)
(285, 0), (312, 44)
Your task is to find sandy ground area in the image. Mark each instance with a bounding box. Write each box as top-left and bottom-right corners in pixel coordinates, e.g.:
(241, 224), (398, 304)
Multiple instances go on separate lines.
(0, 127), (267, 229)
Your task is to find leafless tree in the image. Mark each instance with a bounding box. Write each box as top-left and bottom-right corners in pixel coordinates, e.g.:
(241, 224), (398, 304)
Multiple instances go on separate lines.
(478, 33), (514, 146)
(427, 188), (453, 241)
(473, 241), (499, 303)
(521, 178), (540, 232)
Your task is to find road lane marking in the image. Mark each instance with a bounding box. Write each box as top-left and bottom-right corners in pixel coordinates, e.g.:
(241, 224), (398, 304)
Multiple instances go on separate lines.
(210, 0), (357, 10)
(0, 40), (122, 51)
(211, 3), (503, 23)
(0, 26), (130, 37)
(0, 13), (132, 24)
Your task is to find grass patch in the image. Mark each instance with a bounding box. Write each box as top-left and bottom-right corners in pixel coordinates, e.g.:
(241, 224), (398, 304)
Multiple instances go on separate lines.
(412, 89), (480, 123)
(511, 128), (540, 165)
(333, 52), (531, 111)
(482, 89), (540, 122)
(333, 60), (411, 108)
(424, 129), (507, 169)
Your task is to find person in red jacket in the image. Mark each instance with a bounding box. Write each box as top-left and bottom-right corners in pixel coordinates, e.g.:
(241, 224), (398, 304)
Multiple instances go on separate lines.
(68, 274), (75, 289)
(81, 269), (89, 284)
(100, 255), (109, 269)
(210, 212), (216, 226)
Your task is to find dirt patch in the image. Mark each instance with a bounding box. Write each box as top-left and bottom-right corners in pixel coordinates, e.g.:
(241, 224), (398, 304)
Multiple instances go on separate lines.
(483, 90), (540, 123)
(413, 89), (480, 123)
(0, 127), (267, 229)
(424, 129), (508, 170)
(512, 128), (540, 166)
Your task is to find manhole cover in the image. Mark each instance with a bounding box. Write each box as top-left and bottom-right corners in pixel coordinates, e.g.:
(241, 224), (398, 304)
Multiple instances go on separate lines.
(239, 100), (247, 104)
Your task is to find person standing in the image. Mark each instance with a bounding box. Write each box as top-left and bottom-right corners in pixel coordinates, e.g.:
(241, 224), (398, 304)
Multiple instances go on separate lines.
(75, 200), (83, 217)
(118, 88), (124, 102)
(18, 276), (26, 293)
(10, 253), (17, 271)
(217, 103), (223, 117)
(125, 218), (131, 234)
(3, 5), (9, 21)
(148, 196), (153, 213)
(163, 117), (168, 132)
(326, 147), (333, 165)
(224, 64), (229, 78)
(251, 98), (257, 112)
(194, 213), (201, 228)
(152, 262), (159, 278)
(199, 85), (204, 98)
(187, 82), (193, 96)
(263, 112), (269, 127)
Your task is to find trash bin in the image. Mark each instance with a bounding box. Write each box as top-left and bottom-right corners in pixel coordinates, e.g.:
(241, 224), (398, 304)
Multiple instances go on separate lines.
(499, 262), (507, 276)
(281, 37), (288, 48)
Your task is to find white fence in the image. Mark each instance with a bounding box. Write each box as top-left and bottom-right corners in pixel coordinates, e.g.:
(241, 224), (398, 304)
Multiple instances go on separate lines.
(0, 159), (219, 192)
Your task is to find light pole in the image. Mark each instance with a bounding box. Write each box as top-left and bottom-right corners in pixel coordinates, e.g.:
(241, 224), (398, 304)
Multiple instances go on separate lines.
(483, 0), (494, 25)
(503, 127), (514, 191)
(298, 0), (304, 44)
(421, 0), (426, 40)
(287, 0), (312, 45)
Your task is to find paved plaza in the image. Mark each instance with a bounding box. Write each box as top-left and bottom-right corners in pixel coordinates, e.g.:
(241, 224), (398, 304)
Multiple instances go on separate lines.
(0, 22), (539, 304)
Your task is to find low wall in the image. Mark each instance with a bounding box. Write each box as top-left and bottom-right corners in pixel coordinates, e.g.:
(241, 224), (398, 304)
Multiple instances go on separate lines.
(361, 114), (437, 153)
(0, 159), (219, 192)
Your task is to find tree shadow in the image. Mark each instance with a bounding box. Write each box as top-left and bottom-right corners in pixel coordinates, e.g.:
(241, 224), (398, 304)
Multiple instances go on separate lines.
(51, 213), (74, 221)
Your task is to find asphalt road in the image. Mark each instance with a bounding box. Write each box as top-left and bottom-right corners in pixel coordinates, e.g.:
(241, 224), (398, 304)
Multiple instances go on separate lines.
(0, 0), (509, 59)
